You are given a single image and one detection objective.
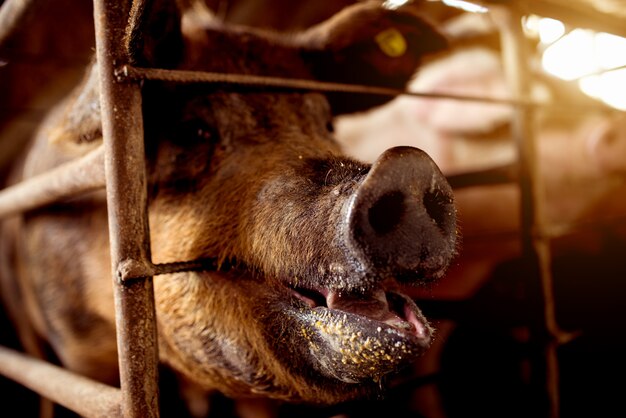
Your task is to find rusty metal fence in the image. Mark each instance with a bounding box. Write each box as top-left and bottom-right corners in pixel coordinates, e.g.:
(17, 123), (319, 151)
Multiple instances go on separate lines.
(0, 0), (621, 417)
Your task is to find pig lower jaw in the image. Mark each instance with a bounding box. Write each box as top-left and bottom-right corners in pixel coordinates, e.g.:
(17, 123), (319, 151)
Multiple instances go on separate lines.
(290, 286), (433, 383)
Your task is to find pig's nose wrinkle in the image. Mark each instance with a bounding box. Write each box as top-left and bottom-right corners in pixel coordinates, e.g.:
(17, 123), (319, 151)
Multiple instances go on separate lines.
(367, 190), (405, 235)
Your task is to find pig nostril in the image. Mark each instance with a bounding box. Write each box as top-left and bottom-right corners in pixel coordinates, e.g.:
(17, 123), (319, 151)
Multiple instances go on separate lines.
(423, 189), (450, 233)
(368, 191), (405, 235)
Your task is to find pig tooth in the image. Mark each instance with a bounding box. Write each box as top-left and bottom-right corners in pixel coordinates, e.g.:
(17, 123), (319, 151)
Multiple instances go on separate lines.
(384, 316), (412, 330)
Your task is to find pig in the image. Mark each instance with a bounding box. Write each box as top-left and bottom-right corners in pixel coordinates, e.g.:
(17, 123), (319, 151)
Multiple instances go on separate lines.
(0, 0), (458, 416)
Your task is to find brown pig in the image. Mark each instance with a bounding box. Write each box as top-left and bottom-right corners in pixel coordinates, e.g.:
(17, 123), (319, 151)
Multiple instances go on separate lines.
(0, 0), (458, 415)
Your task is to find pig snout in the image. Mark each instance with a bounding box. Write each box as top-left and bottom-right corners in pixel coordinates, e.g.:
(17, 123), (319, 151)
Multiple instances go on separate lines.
(267, 146), (458, 387)
(344, 146), (457, 281)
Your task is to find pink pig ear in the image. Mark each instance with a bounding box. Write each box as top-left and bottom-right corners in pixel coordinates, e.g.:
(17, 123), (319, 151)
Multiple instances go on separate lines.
(298, 1), (448, 114)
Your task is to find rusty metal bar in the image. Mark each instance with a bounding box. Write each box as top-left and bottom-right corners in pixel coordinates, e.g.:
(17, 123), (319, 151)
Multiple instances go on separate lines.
(0, 145), (105, 218)
(93, 0), (160, 417)
(119, 64), (534, 106)
(117, 257), (221, 282)
(118, 65), (614, 113)
(494, 5), (562, 418)
(0, 346), (122, 417)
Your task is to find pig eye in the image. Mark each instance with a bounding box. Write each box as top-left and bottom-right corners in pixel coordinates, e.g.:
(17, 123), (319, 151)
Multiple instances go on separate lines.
(196, 128), (213, 140)
(179, 120), (218, 145)
(326, 121), (335, 133)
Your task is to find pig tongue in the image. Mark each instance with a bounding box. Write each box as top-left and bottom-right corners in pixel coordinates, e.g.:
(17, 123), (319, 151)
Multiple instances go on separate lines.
(326, 288), (401, 324)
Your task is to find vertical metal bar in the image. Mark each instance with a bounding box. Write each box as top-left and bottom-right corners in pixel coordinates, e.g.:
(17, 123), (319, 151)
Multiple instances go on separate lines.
(494, 5), (560, 418)
(93, 1), (160, 417)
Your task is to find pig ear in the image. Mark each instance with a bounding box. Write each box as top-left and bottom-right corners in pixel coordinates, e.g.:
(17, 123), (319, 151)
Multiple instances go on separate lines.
(46, 64), (103, 147)
(298, 1), (448, 114)
(125, 0), (185, 67)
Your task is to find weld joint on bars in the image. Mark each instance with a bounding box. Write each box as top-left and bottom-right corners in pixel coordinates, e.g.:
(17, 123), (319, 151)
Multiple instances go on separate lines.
(116, 257), (221, 282)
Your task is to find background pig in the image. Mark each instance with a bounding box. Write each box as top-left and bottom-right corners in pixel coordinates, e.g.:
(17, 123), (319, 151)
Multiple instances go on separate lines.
(0, 1), (457, 417)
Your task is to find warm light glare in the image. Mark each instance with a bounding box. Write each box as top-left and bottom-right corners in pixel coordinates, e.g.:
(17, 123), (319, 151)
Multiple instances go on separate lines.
(595, 32), (626, 70)
(542, 29), (598, 80)
(383, 0), (410, 9)
(538, 23), (626, 111)
(537, 17), (565, 44)
(523, 15), (564, 43)
(579, 70), (626, 111)
(579, 75), (603, 99)
(442, 0), (488, 14)
(523, 15), (541, 33)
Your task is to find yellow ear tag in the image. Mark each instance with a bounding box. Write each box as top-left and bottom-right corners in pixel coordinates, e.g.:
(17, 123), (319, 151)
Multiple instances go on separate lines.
(375, 28), (407, 58)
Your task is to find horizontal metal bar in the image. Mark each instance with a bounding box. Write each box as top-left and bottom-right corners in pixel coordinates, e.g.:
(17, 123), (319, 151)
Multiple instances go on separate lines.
(0, 345), (122, 417)
(118, 65), (615, 112)
(118, 64), (533, 105)
(447, 163), (518, 189)
(0, 145), (105, 218)
(117, 257), (221, 282)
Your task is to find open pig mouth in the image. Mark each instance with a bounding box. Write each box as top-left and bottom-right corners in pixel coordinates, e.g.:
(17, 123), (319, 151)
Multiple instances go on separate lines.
(286, 279), (433, 384)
